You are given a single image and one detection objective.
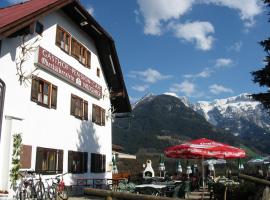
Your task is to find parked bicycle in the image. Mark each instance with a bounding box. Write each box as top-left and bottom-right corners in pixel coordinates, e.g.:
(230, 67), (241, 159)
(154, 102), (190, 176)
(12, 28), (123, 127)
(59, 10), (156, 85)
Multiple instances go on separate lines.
(15, 170), (46, 200)
(45, 173), (69, 200)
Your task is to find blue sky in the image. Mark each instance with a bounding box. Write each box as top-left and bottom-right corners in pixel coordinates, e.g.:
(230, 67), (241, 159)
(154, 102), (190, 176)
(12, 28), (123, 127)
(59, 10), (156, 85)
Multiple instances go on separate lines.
(2, 0), (270, 103)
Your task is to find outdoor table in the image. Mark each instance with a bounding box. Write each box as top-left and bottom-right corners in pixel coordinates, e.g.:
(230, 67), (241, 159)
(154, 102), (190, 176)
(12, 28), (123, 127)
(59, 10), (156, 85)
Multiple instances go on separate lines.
(135, 184), (168, 196)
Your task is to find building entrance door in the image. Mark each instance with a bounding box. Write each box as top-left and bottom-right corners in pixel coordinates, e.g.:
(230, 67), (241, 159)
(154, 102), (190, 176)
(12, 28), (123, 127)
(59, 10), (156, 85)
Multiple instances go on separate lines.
(0, 79), (5, 141)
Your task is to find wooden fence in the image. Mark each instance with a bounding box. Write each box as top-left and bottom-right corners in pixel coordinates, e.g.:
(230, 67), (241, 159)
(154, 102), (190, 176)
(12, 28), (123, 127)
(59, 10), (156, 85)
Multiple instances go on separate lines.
(84, 188), (184, 200)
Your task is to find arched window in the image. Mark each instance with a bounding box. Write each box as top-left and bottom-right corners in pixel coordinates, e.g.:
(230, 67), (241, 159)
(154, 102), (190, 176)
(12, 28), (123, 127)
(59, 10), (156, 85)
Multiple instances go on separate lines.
(0, 79), (5, 141)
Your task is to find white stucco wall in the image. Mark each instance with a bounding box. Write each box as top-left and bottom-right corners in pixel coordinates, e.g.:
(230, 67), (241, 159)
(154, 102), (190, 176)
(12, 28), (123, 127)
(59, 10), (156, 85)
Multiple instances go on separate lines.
(0, 10), (113, 191)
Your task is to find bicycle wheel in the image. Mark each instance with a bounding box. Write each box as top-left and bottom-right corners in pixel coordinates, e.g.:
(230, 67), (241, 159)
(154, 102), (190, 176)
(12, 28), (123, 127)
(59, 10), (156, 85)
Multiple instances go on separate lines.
(47, 186), (56, 200)
(25, 185), (35, 199)
(35, 181), (45, 200)
(57, 186), (68, 200)
(19, 190), (26, 200)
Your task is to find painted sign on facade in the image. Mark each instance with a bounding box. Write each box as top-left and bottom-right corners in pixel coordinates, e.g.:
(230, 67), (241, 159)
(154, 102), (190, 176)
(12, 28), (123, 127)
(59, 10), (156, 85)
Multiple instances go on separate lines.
(36, 47), (102, 98)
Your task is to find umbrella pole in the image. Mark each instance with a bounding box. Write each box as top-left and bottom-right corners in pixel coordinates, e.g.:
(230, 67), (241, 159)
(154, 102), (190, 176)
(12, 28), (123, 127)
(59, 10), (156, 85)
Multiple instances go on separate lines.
(202, 156), (205, 200)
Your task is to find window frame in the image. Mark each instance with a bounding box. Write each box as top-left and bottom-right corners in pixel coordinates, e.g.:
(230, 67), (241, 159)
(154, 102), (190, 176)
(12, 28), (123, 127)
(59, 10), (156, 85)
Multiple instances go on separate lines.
(56, 25), (91, 68)
(92, 104), (105, 126)
(70, 94), (88, 120)
(68, 151), (88, 174)
(91, 153), (106, 173)
(35, 147), (63, 175)
(31, 76), (57, 109)
(56, 25), (71, 54)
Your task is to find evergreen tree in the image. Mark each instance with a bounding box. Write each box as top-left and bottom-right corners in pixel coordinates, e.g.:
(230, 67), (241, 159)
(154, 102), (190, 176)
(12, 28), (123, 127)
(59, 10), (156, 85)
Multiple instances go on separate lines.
(251, 0), (270, 110)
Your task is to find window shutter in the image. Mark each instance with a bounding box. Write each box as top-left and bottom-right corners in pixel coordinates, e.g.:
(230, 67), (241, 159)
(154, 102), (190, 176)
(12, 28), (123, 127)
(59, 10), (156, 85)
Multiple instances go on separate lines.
(86, 50), (91, 68)
(83, 101), (88, 120)
(55, 26), (62, 46)
(71, 38), (76, 57)
(102, 155), (106, 172)
(51, 85), (57, 109)
(57, 150), (63, 173)
(31, 78), (39, 102)
(20, 145), (32, 169)
(68, 151), (73, 173)
(70, 96), (75, 115)
(91, 153), (96, 173)
(83, 152), (88, 173)
(101, 109), (106, 126)
(35, 147), (43, 173)
(92, 104), (96, 123)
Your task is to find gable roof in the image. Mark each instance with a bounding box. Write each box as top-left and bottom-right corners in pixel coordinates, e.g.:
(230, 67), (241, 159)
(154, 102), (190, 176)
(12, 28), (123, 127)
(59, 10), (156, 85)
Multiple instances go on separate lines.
(0, 0), (131, 113)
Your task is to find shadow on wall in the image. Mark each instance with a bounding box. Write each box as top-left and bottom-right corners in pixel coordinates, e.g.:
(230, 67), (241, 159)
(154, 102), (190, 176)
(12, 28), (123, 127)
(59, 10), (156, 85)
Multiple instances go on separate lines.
(76, 120), (100, 152)
(70, 121), (106, 180)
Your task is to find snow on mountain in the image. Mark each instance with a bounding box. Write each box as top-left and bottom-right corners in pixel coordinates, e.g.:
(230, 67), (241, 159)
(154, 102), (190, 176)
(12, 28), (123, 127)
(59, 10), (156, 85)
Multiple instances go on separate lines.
(192, 93), (270, 135)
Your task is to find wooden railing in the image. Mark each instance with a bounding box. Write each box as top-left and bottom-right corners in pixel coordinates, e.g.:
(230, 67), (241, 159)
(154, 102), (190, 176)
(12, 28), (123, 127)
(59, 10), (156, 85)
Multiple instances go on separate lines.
(84, 188), (184, 200)
(238, 173), (270, 186)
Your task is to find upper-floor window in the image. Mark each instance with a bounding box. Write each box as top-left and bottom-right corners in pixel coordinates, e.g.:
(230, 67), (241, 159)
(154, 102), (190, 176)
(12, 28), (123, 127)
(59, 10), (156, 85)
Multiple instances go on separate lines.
(56, 26), (91, 68)
(31, 77), (57, 109)
(70, 94), (88, 120)
(56, 26), (71, 53)
(97, 68), (100, 77)
(92, 104), (105, 126)
(35, 21), (44, 35)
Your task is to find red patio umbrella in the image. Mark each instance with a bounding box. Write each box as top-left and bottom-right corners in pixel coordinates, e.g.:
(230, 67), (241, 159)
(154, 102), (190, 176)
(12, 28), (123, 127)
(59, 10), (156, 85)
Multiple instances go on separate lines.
(164, 138), (246, 196)
(164, 138), (245, 159)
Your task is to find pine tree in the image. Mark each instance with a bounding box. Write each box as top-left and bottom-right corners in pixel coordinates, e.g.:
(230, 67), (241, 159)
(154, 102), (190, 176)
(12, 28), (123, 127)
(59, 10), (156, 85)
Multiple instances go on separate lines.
(251, 0), (270, 110)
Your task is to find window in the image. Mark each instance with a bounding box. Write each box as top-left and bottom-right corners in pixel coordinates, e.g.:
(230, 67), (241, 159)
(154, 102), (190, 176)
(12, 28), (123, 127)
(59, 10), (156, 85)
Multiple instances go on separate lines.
(68, 151), (88, 174)
(35, 147), (63, 174)
(71, 38), (91, 68)
(97, 68), (100, 77)
(20, 145), (32, 169)
(56, 25), (91, 68)
(92, 104), (105, 126)
(56, 26), (70, 53)
(91, 153), (106, 173)
(31, 77), (57, 109)
(35, 21), (44, 35)
(70, 94), (88, 120)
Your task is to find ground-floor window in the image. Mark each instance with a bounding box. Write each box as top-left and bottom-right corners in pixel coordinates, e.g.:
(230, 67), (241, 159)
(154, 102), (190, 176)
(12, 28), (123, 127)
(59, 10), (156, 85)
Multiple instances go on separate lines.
(68, 151), (88, 173)
(91, 153), (106, 173)
(35, 147), (63, 174)
(0, 79), (5, 139)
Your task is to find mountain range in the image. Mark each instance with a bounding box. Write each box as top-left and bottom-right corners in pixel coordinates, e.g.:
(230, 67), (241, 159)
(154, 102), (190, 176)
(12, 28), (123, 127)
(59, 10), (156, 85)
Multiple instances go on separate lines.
(112, 93), (270, 155)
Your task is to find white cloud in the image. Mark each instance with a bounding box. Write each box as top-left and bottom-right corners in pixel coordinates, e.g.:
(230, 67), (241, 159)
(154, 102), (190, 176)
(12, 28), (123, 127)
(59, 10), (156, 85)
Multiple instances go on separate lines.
(172, 21), (215, 51)
(215, 58), (233, 68)
(202, 0), (263, 28)
(184, 68), (212, 79)
(129, 68), (172, 83)
(227, 41), (242, 52)
(137, 0), (263, 41)
(169, 80), (196, 97)
(209, 84), (234, 94)
(137, 0), (194, 35)
(86, 5), (94, 15)
(132, 85), (149, 92)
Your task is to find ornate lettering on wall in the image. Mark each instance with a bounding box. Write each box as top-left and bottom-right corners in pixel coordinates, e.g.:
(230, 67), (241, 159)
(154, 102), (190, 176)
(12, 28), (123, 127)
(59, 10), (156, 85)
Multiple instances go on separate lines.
(36, 47), (102, 98)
